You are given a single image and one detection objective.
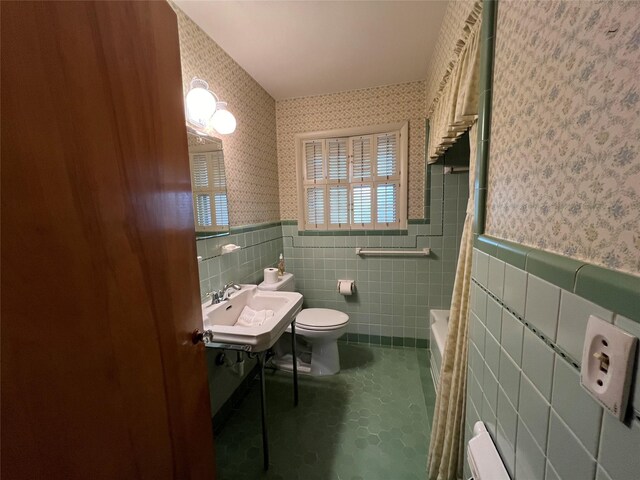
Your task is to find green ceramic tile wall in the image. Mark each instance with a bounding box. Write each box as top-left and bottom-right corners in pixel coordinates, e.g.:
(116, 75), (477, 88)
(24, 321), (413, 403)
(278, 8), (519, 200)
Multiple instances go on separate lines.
(466, 247), (640, 480)
(196, 223), (283, 415)
(475, 234), (640, 324)
(466, 1), (640, 477)
(282, 168), (468, 341)
(196, 224), (284, 300)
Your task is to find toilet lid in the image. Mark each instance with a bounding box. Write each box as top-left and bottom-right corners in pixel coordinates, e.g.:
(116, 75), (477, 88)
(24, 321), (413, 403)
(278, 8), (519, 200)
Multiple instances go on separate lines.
(295, 308), (349, 330)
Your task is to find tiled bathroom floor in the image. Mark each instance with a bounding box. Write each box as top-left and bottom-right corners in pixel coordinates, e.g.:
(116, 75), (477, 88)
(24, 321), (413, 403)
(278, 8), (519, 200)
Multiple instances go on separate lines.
(215, 344), (436, 480)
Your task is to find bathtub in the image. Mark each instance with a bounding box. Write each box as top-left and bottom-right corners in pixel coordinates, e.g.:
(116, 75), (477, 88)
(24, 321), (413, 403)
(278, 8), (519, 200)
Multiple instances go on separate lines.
(430, 309), (450, 392)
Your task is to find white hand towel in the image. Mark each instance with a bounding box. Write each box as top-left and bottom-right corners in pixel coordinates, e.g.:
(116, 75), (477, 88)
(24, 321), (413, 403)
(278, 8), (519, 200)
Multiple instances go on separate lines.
(236, 306), (257, 326)
(235, 306), (274, 327)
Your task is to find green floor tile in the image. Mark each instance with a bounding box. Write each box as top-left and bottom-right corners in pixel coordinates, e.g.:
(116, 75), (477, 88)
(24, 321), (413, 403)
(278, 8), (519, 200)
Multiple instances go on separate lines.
(215, 344), (435, 479)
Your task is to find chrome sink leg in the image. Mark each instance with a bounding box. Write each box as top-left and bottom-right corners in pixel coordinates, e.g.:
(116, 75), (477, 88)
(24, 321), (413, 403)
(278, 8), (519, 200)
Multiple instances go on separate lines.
(291, 319), (299, 407)
(257, 351), (269, 470)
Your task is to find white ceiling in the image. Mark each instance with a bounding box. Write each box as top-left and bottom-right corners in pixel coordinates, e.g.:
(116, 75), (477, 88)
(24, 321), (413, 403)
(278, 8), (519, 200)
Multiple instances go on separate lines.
(175, 1), (449, 100)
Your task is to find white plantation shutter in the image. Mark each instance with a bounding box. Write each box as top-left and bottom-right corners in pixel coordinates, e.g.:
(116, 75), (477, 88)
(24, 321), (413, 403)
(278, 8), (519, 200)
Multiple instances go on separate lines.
(327, 138), (348, 182)
(305, 186), (325, 228)
(214, 193), (229, 227)
(190, 150), (228, 232)
(376, 182), (400, 226)
(302, 140), (327, 229)
(326, 138), (348, 229)
(350, 136), (372, 180)
(304, 140), (325, 183)
(210, 151), (229, 227)
(191, 153), (209, 188)
(329, 185), (349, 227)
(351, 183), (373, 228)
(195, 194), (213, 228)
(297, 124), (407, 231)
(375, 132), (399, 179)
(210, 150), (226, 188)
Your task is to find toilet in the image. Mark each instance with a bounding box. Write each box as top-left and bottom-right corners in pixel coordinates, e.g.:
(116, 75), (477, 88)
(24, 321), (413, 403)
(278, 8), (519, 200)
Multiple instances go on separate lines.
(258, 273), (349, 376)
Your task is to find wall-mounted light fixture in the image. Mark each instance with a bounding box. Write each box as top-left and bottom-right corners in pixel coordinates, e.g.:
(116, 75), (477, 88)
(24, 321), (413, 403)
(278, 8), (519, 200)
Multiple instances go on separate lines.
(185, 77), (236, 135)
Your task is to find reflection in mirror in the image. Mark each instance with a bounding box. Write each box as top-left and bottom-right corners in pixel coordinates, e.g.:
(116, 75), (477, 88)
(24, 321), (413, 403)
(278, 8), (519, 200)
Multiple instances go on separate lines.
(188, 129), (230, 239)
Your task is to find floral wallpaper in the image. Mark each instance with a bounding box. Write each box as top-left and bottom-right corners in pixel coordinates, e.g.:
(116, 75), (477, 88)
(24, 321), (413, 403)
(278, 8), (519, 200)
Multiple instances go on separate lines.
(487, 0), (640, 275)
(425, 0), (481, 115)
(175, 7), (280, 226)
(276, 82), (427, 220)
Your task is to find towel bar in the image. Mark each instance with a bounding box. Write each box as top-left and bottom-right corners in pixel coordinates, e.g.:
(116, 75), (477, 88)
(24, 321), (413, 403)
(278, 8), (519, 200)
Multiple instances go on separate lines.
(355, 247), (430, 256)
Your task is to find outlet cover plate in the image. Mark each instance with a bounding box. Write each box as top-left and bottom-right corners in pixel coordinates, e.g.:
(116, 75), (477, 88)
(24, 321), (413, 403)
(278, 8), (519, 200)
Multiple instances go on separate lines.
(581, 315), (638, 420)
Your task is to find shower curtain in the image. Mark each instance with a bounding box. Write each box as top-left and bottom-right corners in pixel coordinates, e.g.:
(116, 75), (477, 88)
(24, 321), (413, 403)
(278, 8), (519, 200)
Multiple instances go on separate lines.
(427, 123), (477, 480)
(426, 3), (482, 477)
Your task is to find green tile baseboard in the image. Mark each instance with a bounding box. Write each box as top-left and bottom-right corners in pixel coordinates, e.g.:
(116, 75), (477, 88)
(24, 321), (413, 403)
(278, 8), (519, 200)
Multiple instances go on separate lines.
(474, 234), (640, 324)
(339, 332), (429, 349)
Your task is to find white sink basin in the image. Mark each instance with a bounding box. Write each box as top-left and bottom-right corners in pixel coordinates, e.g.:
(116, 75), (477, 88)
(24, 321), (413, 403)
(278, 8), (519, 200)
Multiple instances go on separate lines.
(201, 284), (303, 352)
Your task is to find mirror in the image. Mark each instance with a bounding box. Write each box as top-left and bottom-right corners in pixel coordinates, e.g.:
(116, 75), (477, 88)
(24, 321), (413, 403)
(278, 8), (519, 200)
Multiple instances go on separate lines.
(187, 129), (230, 239)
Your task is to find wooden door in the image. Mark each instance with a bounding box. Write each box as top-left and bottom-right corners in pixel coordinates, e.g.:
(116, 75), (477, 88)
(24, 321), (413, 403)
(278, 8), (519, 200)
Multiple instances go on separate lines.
(1, 1), (215, 478)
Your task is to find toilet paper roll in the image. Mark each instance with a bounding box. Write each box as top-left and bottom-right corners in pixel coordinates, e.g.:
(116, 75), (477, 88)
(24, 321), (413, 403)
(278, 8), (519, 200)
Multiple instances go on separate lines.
(264, 268), (279, 284)
(337, 279), (355, 296)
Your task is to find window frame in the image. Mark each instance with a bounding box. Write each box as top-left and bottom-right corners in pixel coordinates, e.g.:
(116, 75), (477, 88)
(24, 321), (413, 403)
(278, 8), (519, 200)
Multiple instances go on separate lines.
(295, 122), (409, 232)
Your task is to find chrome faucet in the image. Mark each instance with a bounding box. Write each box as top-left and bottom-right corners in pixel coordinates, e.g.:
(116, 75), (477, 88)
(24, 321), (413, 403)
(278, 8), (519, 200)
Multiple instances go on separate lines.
(206, 290), (223, 306)
(222, 282), (241, 300)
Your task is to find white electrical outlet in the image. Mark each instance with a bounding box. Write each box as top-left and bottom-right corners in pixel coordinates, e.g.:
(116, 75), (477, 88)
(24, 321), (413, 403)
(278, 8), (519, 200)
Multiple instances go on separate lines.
(581, 315), (638, 420)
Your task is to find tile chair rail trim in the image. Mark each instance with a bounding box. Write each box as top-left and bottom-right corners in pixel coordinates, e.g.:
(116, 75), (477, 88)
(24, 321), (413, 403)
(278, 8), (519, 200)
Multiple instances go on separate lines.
(474, 234), (640, 324)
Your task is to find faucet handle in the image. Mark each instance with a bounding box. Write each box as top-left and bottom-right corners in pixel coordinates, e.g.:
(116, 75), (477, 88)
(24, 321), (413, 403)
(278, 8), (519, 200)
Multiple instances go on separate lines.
(206, 290), (224, 306)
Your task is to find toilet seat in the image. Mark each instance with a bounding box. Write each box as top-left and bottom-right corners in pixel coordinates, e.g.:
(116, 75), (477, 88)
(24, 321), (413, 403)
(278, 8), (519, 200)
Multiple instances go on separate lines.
(295, 308), (349, 331)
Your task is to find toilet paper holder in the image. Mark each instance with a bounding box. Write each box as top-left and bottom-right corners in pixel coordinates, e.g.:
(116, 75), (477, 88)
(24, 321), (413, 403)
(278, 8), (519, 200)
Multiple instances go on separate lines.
(337, 279), (355, 295)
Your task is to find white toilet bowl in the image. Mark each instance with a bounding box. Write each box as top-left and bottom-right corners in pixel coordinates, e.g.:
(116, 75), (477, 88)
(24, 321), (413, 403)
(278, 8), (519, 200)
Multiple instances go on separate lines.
(291, 308), (349, 376)
(258, 273), (349, 376)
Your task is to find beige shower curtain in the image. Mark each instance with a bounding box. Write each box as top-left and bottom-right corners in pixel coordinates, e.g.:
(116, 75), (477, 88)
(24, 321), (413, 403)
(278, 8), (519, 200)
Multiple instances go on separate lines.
(426, 5), (482, 478)
(427, 123), (477, 480)
(427, 1), (482, 163)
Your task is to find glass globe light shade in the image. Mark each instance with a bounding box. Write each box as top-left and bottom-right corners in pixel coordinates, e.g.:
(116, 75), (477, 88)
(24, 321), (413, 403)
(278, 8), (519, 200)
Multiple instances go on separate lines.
(210, 102), (237, 134)
(185, 87), (217, 127)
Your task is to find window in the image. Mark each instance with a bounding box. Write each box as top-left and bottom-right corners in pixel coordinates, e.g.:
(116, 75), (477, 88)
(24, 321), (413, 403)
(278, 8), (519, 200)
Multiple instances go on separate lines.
(296, 122), (408, 231)
(189, 149), (229, 232)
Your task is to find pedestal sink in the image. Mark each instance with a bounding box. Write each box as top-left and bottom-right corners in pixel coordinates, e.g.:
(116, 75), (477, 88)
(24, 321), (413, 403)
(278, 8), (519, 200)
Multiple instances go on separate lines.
(201, 284), (303, 471)
(201, 284), (302, 352)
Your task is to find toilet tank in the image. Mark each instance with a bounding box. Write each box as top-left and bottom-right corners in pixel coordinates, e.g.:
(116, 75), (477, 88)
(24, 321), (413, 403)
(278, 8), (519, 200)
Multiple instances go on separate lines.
(258, 272), (295, 291)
